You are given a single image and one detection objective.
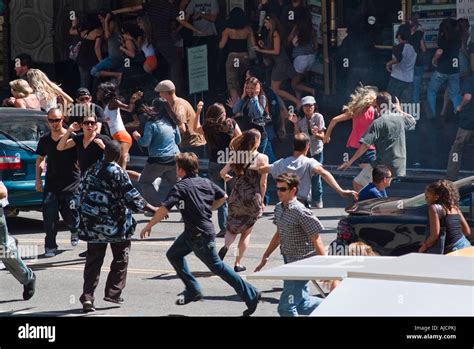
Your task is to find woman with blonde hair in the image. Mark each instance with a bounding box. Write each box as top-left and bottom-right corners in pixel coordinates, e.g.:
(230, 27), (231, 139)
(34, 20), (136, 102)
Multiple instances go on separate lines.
(26, 69), (73, 111)
(324, 85), (378, 191)
(219, 129), (268, 272)
(6, 79), (41, 110)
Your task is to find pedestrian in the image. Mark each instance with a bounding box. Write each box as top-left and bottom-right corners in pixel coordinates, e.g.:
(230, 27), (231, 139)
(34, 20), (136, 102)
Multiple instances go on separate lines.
(194, 103), (242, 237)
(26, 69), (74, 112)
(56, 114), (110, 174)
(339, 92), (417, 189)
(0, 181), (36, 300)
(419, 180), (471, 254)
(227, 77), (269, 154)
(260, 133), (357, 207)
(155, 80), (206, 156)
(446, 75), (474, 181)
(130, 98), (182, 207)
(289, 96), (325, 208)
(140, 152), (261, 316)
(386, 24), (417, 104)
(408, 18), (427, 105)
(358, 165), (392, 202)
(218, 130), (268, 272)
(78, 141), (156, 312)
(35, 108), (81, 258)
(96, 82), (135, 169)
(254, 173), (326, 317)
(5, 79), (41, 110)
(324, 85), (378, 191)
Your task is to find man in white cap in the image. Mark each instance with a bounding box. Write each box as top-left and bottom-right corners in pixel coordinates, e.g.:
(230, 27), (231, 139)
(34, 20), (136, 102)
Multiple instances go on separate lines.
(155, 80), (206, 156)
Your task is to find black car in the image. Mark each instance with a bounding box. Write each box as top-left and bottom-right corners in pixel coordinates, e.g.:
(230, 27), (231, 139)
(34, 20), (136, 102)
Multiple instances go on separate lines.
(330, 176), (474, 256)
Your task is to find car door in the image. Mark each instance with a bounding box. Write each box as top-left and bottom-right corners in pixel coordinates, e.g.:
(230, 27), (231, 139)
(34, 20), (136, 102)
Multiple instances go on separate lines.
(459, 192), (474, 243)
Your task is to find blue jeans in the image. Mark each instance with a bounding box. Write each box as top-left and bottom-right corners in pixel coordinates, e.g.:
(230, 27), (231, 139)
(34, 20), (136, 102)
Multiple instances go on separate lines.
(264, 125), (277, 164)
(413, 65), (424, 104)
(0, 207), (35, 285)
(166, 233), (259, 306)
(90, 57), (122, 78)
(278, 255), (323, 316)
(312, 152), (323, 203)
(447, 236), (471, 253)
(427, 71), (462, 117)
(208, 162), (230, 232)
(257, 137), (268, 155)
(43, 191), (80, 249)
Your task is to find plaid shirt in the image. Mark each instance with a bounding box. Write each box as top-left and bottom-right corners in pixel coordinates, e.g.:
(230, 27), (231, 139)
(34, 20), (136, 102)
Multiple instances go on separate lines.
(274, 198), (324, 263)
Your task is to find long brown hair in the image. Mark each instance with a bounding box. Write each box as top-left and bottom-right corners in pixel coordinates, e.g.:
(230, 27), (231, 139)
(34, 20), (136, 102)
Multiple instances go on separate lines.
(244, 77), (269, 116)
(230, 129), (261, 177)
(203, 103), (233, 150)
(425, 180), (460, 211)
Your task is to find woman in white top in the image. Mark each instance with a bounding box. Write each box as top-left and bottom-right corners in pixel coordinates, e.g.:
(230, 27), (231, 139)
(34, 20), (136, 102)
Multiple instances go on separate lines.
(97, 82), (137, 169)
(26, 69), (73, 112)
(137, 14), (158, 74)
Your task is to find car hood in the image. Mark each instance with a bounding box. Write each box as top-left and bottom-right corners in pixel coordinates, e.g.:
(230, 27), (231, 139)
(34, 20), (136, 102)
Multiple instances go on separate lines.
(346, 197), (406, 216)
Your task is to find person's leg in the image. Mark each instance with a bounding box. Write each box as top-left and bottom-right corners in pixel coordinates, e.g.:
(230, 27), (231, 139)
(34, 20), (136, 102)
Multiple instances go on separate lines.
(57, 192), (80, 245)
(447, 73), (462, 111)
(191, 235), (259, 307)
(234, 226), (254, 269)
(427, 71), (447, 117)
(42, 191), (60, 251)
(312, 152), (323, 205)
(271, 80), (300, 108)
(80, 242), (107, 304)
(353, 164), (373, 192)
(278, 280), (305, 317)
(208, 162), (228, 233)
(138, 162), (164, 206)
(104, 240), (131, 300)
(166, 233), (201, 297)
(291, 73), (315, 98)
(78, 65), (92, 90)
(446, 128), (473, 181)
(119, 141), (132, 169)
(0, 208), (35, 285)
(296, 281), (324, 315)
(90, 57), (113, 78)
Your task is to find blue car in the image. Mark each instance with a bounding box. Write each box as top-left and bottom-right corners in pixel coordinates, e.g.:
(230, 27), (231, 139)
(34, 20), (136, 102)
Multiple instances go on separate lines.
(0, 108), (48, 216)
(330, 176), (474, 256)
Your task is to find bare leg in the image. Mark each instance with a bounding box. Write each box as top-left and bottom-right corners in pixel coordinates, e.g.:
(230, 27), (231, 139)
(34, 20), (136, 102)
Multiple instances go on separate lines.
(235, 227), (253, 267)
(119, 142), (132, 169)
(291, 74), (315, 97)
(127, 170), (140, 181)
(271, 80), (300, 108)
(224, 231), (238, 249)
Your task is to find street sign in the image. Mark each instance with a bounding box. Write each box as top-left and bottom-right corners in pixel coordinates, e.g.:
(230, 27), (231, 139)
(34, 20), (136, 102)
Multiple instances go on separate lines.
(187, 45), (209, 95)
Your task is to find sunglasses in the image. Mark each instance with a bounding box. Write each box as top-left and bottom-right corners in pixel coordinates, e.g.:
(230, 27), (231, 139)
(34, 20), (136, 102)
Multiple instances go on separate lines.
(47, 118), (62, 124)
(276, 186), (290, 192)
(82, 121), (97, 126)
(78, 96), (90, 102)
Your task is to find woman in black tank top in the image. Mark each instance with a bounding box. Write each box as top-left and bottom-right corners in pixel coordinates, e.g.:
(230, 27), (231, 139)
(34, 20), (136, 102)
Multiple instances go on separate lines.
(419, 180), (471, 254)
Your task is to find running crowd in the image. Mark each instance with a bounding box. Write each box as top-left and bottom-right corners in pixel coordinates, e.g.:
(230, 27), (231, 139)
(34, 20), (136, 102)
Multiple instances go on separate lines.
(1, 0), (473, 316)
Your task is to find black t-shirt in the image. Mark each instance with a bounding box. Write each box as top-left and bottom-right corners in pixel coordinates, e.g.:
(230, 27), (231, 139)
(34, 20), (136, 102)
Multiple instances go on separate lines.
(68, 103), (111, 137)
(409, 30), (424, 66)
(36, 133), (80, 193)
(437, 36), (461, 74)
(71, 133), (110, 174)
(203, 119), (236, 163)
(162, 175), (226, 239)
(144, 0), (179, 46)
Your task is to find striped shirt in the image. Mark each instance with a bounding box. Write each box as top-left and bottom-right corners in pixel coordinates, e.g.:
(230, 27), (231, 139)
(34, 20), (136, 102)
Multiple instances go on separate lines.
(274, 198), (324, 263)
(144, 0), (179, 46)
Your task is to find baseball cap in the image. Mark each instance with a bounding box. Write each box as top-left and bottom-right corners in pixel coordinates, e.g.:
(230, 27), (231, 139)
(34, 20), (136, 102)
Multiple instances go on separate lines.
(155, 80), (176, 92)
(301, 96), (316, 106)
(76, 87), (91, 98)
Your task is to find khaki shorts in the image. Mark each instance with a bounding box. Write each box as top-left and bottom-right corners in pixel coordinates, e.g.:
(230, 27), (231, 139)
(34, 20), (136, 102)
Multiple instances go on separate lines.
(354, 164), (373, 188)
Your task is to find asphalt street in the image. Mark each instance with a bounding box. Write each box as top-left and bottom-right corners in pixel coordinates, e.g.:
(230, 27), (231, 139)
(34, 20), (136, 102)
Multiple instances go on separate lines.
(0, 178), (435, 317)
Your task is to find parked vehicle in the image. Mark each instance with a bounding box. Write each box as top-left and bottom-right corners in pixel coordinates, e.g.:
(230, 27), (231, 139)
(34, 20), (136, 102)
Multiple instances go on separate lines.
(0, 108), (48, 216)
(330, 176), (474, 256)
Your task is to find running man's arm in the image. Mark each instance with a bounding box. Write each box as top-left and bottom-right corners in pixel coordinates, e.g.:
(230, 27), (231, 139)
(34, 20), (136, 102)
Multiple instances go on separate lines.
(254, 231), (281, 272)
(140, 206), (170, 239)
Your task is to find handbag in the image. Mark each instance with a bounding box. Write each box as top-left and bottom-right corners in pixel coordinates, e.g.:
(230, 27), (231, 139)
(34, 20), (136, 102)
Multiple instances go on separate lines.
(424, 204), (447, 254)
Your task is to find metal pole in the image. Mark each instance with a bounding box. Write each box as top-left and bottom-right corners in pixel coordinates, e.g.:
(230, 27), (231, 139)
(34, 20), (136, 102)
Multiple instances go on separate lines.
(321, 0), (330, 95)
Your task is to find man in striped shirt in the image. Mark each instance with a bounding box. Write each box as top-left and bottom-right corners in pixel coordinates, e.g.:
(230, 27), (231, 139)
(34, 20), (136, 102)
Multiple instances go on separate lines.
(255, 173), (326, 316)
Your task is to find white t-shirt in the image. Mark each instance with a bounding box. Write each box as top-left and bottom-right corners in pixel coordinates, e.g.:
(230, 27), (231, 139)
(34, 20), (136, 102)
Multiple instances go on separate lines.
(270, 155), (322, 200)
(185, 0), (219, 37)
(104, 104), (126, 136)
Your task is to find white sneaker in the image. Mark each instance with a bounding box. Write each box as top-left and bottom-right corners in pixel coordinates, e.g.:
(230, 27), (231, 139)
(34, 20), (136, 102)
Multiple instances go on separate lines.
(314, 201), (324, 209)
(44, 248), (57, 258)
(70, 233), (79, 247)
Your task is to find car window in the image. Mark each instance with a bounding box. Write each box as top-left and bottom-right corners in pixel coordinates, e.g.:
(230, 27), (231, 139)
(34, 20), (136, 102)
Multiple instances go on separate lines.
(459, 195), (471, 220)
(0, 117), (49, 147)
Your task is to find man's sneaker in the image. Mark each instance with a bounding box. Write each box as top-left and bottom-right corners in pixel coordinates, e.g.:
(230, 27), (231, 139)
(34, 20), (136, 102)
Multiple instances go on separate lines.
(82, 301), (96, 313)
(44, 248), (57, 258)
(314, 201), (324, 209)
(103, 296), (124, 304)
(23, 272), (36, 301)
(243, 291), (261, 317)
(175, 292), (203, 306)
(70, 233), (79, 247)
